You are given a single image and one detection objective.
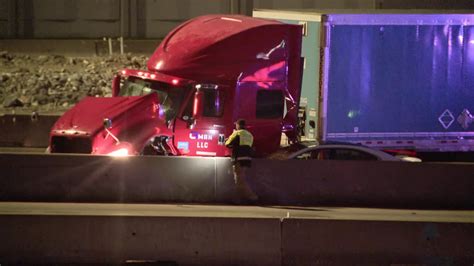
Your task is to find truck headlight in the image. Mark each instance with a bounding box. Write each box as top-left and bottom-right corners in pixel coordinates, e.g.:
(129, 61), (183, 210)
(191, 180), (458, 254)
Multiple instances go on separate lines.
(107, 148), (130, 157)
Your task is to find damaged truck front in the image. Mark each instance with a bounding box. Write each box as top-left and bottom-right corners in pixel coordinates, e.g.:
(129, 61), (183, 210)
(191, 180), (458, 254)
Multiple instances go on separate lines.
(49, 15), (303, 157)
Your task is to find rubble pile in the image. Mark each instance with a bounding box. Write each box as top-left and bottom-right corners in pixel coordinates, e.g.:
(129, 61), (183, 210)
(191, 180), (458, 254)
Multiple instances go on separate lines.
(0, 51), (148, 112)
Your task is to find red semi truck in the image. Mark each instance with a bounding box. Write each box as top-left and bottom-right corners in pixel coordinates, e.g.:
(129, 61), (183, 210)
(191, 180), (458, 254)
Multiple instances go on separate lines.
(49, 15), (303, 157)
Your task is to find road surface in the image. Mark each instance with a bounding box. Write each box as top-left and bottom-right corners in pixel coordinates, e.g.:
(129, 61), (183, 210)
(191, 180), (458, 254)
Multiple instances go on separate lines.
(0, 202), (472, 223)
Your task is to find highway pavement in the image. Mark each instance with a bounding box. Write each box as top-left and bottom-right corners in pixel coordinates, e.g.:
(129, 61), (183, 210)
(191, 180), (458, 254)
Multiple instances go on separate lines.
(0, 202), (472, 223)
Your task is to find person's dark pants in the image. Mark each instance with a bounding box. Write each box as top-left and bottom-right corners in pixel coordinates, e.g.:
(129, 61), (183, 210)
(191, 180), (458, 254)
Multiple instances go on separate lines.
(232, 160), (258, 201)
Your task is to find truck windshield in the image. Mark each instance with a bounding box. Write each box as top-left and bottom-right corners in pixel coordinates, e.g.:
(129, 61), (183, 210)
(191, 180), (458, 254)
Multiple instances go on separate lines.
(120, 77), (188, 121)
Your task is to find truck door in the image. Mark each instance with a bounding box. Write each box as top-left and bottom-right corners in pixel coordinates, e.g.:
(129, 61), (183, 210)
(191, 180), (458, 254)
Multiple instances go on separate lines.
(173, 85), (229, 157)
(234, 81), (285, 156)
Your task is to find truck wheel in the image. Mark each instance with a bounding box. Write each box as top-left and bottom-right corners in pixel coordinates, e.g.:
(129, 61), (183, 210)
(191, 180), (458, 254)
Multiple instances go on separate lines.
(141, 143), (159, 155)
(141, 136), (170, 156)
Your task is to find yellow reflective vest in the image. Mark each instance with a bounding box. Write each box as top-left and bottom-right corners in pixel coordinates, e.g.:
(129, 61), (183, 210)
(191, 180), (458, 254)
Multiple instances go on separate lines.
(225, 129), (254, 160)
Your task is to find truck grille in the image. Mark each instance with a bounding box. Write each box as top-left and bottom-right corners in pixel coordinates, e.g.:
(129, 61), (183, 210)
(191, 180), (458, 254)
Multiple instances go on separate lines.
(51, 136), (92, 154)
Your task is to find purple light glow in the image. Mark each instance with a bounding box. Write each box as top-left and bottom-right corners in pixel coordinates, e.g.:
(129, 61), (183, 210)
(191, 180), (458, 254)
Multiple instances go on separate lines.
(328, 14), (474, 26)
(214, 91), (220, 110)
(468, 27), (474, 62)
(241, 61), (286, 84)
(458, 25), (464, 45)
(448, 26), (453, 62)
(443, 25), (449, 36)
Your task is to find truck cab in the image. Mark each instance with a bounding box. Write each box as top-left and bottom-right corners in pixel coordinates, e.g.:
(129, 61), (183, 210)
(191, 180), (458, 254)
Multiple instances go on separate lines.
(49, 15), (303, 157)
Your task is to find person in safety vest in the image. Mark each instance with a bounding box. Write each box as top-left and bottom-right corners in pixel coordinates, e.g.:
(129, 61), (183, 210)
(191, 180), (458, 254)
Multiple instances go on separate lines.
(225, 119), (258, 202)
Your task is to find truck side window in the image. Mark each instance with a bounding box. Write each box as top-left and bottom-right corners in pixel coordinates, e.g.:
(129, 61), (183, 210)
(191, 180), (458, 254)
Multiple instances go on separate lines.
(256, 90), (284, 119)
(120, 78), (152, 96)
(203, 90), (225, 117)
(182, 95), (193, 119)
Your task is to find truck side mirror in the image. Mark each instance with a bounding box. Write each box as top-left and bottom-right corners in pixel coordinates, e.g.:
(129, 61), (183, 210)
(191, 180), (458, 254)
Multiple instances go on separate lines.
(192, 90), (204, 120)
(103, 118), (113, 129)
(112, 75), (121, 97)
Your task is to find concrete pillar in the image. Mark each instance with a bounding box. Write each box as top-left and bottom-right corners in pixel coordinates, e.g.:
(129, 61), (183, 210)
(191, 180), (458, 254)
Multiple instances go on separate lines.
(240, 0), (254, 16)
(119, 0), (130, 38)
(7, 0), (17, 37)
(16, 0), (34, 38)
(133, 0), (139, 37)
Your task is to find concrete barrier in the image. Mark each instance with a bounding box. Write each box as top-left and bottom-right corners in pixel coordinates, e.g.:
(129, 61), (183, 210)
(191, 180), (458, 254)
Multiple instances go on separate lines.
(282, 218), (474, 265)
(0, 154), (218, 203)
(245, 159), (474, 209)
(0, 153), (473, 208)
(0, 114), (59, 147)
(0, 203), (472, 265)
(0, 215), (281, 265)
